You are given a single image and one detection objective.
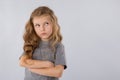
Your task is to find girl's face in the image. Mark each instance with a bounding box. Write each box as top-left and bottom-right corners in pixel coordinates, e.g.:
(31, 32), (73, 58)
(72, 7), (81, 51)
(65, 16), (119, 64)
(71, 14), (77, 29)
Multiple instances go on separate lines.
(33, 16), (53, 41)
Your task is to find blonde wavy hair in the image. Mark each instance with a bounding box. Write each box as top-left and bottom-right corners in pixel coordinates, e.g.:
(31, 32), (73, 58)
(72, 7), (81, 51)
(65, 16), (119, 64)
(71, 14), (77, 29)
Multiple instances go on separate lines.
(23, 6), (62, 59)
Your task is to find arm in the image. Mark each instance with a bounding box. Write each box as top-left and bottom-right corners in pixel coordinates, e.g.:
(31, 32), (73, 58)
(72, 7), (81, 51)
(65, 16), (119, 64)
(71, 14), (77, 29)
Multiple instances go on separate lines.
(29, 65), (64, 78)
(19, 55), (54, 68)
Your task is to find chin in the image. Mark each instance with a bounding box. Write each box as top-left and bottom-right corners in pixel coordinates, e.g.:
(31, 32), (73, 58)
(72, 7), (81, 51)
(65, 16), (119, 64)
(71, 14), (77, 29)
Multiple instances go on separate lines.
(41, 37), (49, 40)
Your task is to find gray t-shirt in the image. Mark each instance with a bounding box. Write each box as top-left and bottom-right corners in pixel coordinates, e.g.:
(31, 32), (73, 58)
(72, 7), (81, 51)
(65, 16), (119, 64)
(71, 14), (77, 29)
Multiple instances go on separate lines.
(24, 41), (67, 80)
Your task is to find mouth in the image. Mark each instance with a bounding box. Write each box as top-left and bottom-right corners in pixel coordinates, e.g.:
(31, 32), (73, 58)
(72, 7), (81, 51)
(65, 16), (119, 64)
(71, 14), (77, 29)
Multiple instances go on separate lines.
(41, 33), (47, 35)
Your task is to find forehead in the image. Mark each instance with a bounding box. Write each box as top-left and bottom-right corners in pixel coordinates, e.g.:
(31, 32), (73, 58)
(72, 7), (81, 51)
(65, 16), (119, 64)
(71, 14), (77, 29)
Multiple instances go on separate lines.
(33, 15), (51, 23)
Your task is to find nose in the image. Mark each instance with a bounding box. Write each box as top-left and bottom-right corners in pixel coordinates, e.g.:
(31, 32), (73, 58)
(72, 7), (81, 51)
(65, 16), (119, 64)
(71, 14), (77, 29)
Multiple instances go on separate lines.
(40, 25), (45, 31)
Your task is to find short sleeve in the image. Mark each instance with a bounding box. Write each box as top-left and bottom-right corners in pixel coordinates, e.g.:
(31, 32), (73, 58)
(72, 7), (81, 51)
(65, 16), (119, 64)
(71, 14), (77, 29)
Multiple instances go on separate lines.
(54, 43), (67, 69)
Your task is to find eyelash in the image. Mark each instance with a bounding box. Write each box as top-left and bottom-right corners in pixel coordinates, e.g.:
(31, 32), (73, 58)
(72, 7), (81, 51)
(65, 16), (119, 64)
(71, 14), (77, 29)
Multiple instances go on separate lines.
(34, 22), (49, 27)
(45, 22), (49, 25)
(35, 24), (40, 27)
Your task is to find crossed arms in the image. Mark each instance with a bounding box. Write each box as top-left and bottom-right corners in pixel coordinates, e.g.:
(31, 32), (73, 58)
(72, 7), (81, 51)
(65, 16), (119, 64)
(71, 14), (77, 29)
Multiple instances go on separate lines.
(19, 55), (64, 78)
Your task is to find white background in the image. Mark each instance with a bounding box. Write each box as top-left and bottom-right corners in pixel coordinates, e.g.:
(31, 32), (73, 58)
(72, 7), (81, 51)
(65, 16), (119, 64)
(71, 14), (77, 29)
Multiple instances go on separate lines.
(0, 0), (120, 80)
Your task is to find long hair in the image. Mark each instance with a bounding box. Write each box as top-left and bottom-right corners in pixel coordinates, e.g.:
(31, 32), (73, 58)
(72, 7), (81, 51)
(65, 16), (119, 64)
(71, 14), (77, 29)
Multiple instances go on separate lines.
(23, 6), (62, 59)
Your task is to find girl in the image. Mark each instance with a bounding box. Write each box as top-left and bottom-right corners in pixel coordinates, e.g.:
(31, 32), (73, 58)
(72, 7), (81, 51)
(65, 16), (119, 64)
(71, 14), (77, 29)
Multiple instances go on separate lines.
(19, 6), (67, 80)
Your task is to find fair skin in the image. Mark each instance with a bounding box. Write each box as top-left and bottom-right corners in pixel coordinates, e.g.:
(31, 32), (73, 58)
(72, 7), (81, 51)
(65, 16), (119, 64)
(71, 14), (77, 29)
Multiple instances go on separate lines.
(19, 15), (64, 78)
(33, 15), (53, 41)
(19, 55), (54, 69)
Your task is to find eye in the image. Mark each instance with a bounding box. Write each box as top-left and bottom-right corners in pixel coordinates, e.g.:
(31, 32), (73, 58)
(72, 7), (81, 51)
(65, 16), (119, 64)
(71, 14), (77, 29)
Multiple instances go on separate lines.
(44, 22), (49, 26)
(34, 24), (40, 27)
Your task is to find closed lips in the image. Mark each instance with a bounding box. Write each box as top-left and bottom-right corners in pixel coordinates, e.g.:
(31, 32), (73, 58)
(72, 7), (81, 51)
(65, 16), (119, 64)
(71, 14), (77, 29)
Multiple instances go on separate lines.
(41, 33), (47, 35)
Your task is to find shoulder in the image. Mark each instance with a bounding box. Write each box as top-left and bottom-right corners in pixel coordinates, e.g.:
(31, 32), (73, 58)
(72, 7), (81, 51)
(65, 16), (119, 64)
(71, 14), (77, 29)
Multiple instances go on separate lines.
(55, 42), (65, 53)
(56, 42), (64, 48)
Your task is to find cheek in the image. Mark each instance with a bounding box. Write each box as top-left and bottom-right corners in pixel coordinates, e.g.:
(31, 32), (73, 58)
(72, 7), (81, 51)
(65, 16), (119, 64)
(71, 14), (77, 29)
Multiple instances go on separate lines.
(48, 27), (52, 35)
(34, 28), (40, 35)
(34, 28), (37, 33)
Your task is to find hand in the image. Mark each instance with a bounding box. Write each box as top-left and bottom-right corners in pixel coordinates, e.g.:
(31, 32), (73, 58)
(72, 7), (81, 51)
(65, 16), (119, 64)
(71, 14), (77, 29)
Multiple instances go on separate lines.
(46, 61), (54, 67)
(26, 59), (34, 65)
(19, 55), (32, 66)
(20, 55), (29, 61)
